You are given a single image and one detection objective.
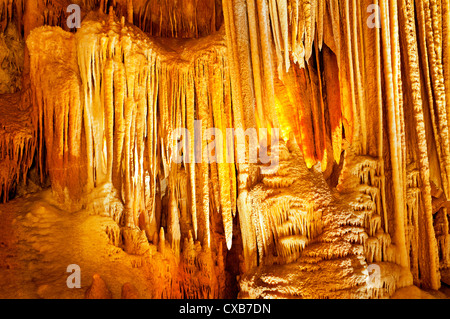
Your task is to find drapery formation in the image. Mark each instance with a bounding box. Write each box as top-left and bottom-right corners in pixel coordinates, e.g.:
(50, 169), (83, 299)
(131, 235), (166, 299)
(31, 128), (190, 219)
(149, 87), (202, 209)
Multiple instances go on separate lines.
(26, 9), (236, 297)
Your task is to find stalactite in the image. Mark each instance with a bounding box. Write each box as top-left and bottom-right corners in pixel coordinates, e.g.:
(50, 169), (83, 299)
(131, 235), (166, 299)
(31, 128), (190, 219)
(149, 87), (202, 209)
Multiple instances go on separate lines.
(322, 45), (342, 164)
(379, 0), (409, 269)
(222, 0), (259, 272)
(399, 0), (440, 289)
(209, 60), (233, 249)
(421, 0), (450, 198)
(132, 0), (220, 38)
(195, 61), (211, 248)
(0, 93), (36, 202)
(186, 71), (198, 241)
(27, 26), (86, 208)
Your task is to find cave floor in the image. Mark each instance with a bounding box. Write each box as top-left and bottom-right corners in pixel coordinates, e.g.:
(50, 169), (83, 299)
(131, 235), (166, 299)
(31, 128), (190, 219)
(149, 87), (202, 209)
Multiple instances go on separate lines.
(0, 187), (449, 299)
(0, 187), (152, 299)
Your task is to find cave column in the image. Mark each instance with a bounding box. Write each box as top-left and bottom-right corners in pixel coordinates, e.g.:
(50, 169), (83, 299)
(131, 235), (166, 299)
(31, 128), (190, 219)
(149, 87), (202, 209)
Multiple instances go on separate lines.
(379, 0), (409, 269)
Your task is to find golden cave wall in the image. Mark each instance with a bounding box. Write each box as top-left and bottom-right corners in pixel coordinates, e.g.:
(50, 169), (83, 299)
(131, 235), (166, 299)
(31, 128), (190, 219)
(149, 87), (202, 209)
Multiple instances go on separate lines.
(0, 0), (449, 299)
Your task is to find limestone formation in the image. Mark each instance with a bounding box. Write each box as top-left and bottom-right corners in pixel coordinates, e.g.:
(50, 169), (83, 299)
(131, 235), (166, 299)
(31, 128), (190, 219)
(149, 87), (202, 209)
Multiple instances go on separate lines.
(0, 0), (449, 299)
(85, 274), (113, 299)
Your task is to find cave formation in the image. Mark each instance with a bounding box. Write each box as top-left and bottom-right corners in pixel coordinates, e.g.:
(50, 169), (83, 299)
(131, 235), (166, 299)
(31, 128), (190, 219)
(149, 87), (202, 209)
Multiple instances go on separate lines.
(0, 0), (450, 299)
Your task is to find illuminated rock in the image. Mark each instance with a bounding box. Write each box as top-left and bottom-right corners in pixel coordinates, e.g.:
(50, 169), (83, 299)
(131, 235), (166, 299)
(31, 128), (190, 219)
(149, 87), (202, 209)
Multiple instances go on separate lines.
(0, 0), (449, 299)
